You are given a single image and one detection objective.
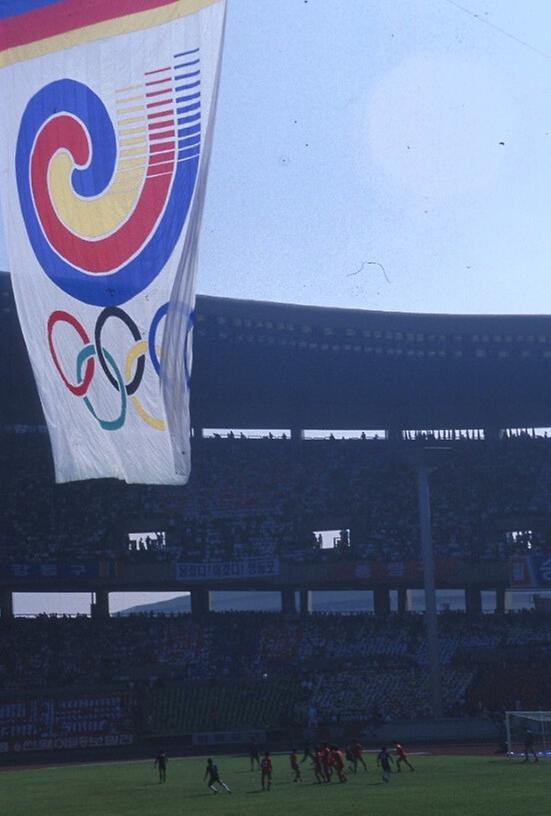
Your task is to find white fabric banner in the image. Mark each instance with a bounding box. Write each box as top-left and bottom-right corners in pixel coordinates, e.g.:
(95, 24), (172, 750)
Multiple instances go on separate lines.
(175, 558), (281, 581)
(0, 0), (225, 484)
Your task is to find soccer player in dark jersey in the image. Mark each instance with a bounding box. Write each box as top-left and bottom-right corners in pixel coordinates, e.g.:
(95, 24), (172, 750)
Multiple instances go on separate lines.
(350, 740), (368, 773)
(290, 748), (302, 782)
(393, 740), (415, 772)
(523, 728), (539, 763)
(301, 743), (315, 763)
(261, 751), (273, 791)
(249, 740), (260, 771)
(154, 751), (168, 783)
(377, 746), (394, 783)
(204, 758), (231, 793)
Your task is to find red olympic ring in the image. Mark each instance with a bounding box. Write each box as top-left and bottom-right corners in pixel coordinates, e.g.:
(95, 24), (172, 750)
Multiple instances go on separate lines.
(47, 310), (95, 396)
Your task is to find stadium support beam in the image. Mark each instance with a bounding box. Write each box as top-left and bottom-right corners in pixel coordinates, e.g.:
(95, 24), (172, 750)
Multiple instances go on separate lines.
(299, 590), (312, 616)
(397, 587), (408, 614)
(495, 587), (506, 614)
(465, 587), (482, 615)
(417, 464), (443, 719)
(191, 589), (211, 620)
(0, 589), (14, 619)
(91, 591), (110, 619)
(281, 589), (297, 615)
(373, 587), (391, 616)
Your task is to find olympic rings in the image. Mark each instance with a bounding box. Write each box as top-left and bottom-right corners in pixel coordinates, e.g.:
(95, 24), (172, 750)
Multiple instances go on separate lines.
(149, 301), (194, 388)
(125, 341), (165, 432)
(148, 302), (168, 376)
(95, 307), (144, 395)
(77, 344), (127, 431)
(46, 300), (189, 433)
(47, 310), (95, 397)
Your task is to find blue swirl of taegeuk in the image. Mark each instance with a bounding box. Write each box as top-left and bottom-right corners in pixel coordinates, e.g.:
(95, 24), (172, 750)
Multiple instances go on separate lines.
(15, 78), (200, 307)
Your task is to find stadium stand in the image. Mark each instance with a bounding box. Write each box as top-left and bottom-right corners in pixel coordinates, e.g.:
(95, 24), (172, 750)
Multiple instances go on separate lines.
(4, 271), (551, 753)
(2, 427), (551, 564)
(2, 612), (551, 740)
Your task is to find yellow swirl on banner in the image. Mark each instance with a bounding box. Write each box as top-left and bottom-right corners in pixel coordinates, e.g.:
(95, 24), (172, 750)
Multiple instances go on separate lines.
(48, 145), (147, 239)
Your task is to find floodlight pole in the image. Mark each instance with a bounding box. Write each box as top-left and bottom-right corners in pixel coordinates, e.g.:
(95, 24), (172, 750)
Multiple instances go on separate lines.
(417, 463), (443, 719)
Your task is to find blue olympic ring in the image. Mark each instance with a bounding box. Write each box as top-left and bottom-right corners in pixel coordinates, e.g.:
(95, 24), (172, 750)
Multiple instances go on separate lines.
(76, 344), (127, 431)
(148, 302), (169, 377)
(148, 302), (195, 388)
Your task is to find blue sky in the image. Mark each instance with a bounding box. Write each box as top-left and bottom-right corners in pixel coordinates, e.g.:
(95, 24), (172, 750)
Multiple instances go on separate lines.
(11, 0), (551, 613)
(194, 0), (551, 315)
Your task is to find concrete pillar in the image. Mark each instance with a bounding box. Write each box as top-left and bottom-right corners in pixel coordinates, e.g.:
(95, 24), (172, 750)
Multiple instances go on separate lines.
(495, 588), (506, 614)
(373, 587), (391, 616)
(91, 591), (110, 619)
(299, 590), (313, 616)
(290, 428), (304, 441)
(0, 589), (14, 619)
(465, 587), (482, 615)
(281, 589), (297, 614)
(190, 589), (211, 620)
(417, 464), (443, 719)
(397, 587), (408, 614)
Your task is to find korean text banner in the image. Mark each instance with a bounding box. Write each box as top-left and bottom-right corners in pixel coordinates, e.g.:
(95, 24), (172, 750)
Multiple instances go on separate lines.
(0, 0), (225, 484)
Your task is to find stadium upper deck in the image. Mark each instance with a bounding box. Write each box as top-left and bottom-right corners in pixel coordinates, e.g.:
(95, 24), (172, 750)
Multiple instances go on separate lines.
(3, 270), (551, 430)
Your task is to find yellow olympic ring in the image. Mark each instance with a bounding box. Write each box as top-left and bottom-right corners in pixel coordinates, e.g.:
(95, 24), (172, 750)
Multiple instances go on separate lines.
(124, 340), (166, 431)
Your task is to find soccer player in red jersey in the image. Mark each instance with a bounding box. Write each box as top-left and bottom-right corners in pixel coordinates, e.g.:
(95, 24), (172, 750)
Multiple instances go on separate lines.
(313, 747), (325, 784)
(393, 740), (415, 772)
(261, 751), (273, 791)
(351, 740), (368, 773)
(321, 743), (333, 783)
(331, 746), (348, 783)
(290, 748), (302, 782)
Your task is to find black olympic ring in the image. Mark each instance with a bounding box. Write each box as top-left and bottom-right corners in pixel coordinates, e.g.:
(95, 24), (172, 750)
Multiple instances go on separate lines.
(94, 307), (145, 396)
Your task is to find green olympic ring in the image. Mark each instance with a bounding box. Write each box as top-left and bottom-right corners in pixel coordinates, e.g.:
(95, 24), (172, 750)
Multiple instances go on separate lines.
(76, 344), (127, 431)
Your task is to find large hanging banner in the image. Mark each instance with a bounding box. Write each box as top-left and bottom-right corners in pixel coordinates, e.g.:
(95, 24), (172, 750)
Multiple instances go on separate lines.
(0, 0), (226, 484)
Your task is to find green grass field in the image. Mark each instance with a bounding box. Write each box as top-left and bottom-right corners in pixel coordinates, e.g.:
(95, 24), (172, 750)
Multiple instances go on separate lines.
(1, 753), (549, 816)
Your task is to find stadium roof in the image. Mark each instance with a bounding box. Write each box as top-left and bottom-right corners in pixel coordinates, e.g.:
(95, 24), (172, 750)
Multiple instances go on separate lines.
(3, 271), (551, 430)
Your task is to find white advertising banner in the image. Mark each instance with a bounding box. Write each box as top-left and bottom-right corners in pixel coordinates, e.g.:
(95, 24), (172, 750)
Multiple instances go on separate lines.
(0, 0), (225, 484)
(176, 558), (281, 582)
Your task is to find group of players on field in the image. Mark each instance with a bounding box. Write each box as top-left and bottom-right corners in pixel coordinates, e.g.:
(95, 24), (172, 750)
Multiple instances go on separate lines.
(154, 726), (541, 792)
(153, 740), (415, 793)
(248, 739), (415, 789)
